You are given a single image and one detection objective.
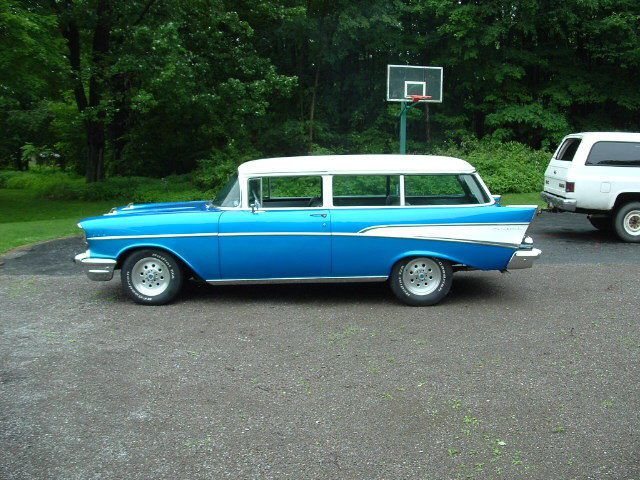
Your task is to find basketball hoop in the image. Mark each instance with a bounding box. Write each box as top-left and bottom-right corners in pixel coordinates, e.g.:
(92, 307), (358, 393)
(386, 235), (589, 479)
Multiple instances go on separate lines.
(408, 95), (432, 103)
(387, 64), (443, 153)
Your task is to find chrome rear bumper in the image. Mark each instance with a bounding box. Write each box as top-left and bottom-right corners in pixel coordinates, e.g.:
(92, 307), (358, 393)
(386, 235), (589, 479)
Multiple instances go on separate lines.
(507, 247), (542, 270)
(541, 191), (577, 212)
(74, 251), (117, 281)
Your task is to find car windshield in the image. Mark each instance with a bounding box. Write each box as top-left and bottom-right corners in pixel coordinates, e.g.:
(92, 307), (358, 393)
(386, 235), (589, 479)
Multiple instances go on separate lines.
(212, 174), (240, 207)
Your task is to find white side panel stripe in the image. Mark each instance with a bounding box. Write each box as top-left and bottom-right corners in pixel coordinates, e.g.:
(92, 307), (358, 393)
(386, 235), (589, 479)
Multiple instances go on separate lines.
(358, 224), (528, 247)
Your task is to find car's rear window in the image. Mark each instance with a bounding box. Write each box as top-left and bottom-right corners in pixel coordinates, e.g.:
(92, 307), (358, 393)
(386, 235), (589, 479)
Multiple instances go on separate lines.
(585, 141), (640, 167)
(404, 174), (488, 205)
(555, 138), (581, 161)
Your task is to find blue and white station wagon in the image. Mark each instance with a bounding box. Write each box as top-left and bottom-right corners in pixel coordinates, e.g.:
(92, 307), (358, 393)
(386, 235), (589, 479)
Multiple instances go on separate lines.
(75, 155), (541, 306)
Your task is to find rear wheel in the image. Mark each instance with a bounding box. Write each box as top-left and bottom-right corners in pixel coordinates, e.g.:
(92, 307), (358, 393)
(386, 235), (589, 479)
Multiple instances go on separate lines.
(614, 202), (640, 243)
(121, 249), (183, 305)
(390, 256), (453, 306)
(587, 214), (612, 232)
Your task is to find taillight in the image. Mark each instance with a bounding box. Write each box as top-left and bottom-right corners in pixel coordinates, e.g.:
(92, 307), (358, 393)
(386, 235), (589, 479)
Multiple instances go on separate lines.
(565, 182), (575, 193)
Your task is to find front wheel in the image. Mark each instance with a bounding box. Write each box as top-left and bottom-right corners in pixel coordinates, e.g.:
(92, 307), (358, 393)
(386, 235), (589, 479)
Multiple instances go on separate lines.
(614, 202), (640, 243)
(390, 256), (453, 306)
(121, 249), (184, 305)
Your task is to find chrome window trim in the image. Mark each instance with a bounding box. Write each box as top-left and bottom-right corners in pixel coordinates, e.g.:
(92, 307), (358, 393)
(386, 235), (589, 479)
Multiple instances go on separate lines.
(239, 170), (496, 210)
(243, 173), (327, 210)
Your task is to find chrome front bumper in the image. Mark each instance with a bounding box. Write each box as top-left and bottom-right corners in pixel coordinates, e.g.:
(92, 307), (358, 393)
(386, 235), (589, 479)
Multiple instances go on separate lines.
(74, 251), (117, 281)
(541, 191), (577, 212)
(507, 247), (542, 270)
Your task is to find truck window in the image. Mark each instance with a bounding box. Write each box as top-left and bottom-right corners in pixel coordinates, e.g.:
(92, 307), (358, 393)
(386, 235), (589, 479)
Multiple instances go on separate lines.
(585, 141), (640, 167)
(555, 138), (581, 161)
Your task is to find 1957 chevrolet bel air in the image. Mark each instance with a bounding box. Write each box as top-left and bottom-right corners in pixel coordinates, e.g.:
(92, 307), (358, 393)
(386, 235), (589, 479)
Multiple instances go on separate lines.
(74, 155), (541, 306)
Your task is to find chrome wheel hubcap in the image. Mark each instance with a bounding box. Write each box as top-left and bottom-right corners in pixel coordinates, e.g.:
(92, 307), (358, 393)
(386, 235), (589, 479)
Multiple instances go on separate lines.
(623, 210), (640, 236)
(131, 257), (170, 296)
(402, 257), (442, 295)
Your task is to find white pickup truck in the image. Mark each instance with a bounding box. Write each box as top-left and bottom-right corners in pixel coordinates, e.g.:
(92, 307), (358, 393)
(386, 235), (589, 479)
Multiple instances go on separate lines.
(541, 132), (640, 242)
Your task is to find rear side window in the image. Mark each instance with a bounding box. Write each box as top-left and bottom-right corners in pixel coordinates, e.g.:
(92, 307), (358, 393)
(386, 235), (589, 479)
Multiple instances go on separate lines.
(585, 141), (640, 167)
(333, 175), (401, 206)
(555, 138), (581, 161)
(404, 174), (488, 205)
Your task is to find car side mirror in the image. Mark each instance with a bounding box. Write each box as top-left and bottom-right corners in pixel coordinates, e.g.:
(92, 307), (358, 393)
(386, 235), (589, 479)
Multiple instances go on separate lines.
(492, 195), (502, 205)
(250, 202), (259, 213)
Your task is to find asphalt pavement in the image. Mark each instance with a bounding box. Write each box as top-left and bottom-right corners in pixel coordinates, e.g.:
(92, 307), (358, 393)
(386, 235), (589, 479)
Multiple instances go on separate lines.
(1, 212), (639, 479)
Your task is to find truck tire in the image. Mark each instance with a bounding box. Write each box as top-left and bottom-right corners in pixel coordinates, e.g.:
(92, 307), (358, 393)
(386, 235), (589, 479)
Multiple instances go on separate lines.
(613, 202), (640, 243)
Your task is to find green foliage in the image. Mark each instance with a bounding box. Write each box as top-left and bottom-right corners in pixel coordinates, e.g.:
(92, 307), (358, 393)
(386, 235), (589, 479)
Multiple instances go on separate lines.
(434, 138), (550, 194)
(1, 0), (639, 179)
(0, 170), (211, 203)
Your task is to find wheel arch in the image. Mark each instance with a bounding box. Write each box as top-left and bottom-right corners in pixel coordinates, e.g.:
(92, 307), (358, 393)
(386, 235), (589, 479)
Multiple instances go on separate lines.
(612, 192), (640, 211)
(115, 244), (202, 280)
(388, 250), (461, 274)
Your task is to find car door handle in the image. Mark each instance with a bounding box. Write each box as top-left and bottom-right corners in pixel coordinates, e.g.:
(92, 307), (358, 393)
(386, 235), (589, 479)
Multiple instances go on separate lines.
(310, 213), (327, 218)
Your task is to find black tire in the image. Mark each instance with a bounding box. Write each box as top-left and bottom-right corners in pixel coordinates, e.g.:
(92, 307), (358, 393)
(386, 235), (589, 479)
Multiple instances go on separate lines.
(613, 202), (640, 243)
(390, 256), (453, 306)
(587, 214), (613, 232)
(121, 249), (183, 305)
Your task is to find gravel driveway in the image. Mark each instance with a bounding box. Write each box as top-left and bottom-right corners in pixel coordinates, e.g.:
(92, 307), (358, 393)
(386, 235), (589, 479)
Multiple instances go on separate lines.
(1, 212), (638, 479)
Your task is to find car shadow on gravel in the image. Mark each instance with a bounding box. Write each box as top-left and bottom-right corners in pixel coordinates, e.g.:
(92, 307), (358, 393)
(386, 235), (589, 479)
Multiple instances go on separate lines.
(84, 273), (509, 307)
(536, 228), (618, 243)
(174, 271), (507, 306)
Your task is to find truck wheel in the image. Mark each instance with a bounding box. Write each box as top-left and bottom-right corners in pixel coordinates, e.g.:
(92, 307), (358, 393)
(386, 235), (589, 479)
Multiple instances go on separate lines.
(587, 214), (612, 232)
(390, 256), (453, 306)
(121, 249), (184, 305)
(614, 202), (640, 243)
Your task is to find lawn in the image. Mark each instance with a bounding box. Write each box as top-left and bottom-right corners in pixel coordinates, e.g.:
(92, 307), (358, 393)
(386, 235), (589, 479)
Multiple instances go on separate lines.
(501, 191), (545, 208)
(0, 190), (114, 254)
(0, 189), (545, 255)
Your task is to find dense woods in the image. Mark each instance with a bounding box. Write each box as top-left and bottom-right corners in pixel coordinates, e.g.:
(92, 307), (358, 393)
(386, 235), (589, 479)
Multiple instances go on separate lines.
(1, 0), (639, 185)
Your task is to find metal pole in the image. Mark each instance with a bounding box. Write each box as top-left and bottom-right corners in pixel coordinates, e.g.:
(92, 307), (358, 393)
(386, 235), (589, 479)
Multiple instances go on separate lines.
(399, 103), (407, 154)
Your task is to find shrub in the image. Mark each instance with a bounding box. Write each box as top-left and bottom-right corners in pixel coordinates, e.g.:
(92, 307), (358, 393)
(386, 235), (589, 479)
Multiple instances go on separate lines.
(433, 137), (550, 194)
(0, 170), (210, 202)
(1, 138), (550, 201)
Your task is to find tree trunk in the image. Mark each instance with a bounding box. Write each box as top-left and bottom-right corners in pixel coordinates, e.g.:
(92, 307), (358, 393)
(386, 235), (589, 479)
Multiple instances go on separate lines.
(109, 73), (131, 175)
(85, 0), (111, 182)
(86, 121), (106, 182)
(308, 65), (320, 151)
(424, 103), (431, 143)
(53, 0), (111, 183)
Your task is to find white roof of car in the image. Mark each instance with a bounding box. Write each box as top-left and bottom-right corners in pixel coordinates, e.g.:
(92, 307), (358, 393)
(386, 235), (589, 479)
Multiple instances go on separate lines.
(238, 155), (475, 176)
(568, 131), (640, 141)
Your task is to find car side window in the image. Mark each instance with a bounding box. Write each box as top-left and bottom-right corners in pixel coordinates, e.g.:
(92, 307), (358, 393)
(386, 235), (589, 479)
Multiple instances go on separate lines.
(555, 138), (581, 161)
(404, 174), (487, 205)
(332, 175), (401, 206)
(585, 141), (640, 167)
(248, 176), (323, 208)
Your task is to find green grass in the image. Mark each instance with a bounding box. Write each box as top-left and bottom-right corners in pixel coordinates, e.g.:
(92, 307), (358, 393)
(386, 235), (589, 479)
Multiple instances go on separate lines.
(501, 192), (545, 208)
(0, 188), (545, 255)
(0, 189), (114, 254)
